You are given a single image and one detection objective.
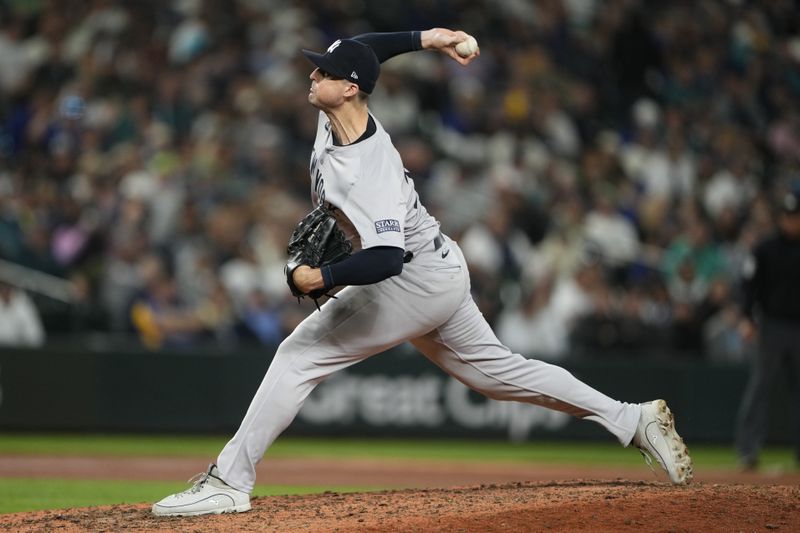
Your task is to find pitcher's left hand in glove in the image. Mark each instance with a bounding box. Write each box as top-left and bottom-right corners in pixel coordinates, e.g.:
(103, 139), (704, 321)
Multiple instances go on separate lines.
(285, 204), (352, 309)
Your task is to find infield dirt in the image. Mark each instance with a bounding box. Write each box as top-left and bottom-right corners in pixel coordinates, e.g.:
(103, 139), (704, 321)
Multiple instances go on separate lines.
(1, 455), (798, 532)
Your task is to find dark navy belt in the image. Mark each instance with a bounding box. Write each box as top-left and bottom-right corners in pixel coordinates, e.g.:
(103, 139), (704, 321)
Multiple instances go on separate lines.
(403, 231), (444, 263)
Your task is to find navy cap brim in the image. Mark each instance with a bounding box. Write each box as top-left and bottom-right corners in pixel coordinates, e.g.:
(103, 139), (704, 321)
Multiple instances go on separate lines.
(301, 49), (349, 80)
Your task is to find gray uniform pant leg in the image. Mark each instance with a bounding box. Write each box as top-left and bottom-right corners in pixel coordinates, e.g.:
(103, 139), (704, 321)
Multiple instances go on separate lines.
(410, 240), (640, 446)
(411, 292), (640, 447)
(735, 319), (800, 462)
(216, 260), (468, 493)
(217, 239), (640, 493)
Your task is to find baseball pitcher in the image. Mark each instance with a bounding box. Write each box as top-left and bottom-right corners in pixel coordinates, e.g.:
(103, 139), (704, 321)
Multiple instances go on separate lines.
(153, 28), (692, 517)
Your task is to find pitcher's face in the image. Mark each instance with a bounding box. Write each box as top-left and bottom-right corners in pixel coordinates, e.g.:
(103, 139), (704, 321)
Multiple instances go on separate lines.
(308, 68), (351, 110)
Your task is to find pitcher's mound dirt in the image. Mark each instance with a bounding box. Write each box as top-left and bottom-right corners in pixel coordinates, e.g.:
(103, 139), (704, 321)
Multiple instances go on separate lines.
(2, 480), (798, 532)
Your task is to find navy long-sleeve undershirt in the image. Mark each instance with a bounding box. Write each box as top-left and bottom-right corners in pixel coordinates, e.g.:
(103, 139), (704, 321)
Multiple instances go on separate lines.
(353, 32), (422, 64)
(321, 246), (405, 290)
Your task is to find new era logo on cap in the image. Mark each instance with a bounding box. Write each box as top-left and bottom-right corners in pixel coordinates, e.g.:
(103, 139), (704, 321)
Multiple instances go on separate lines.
(302, 39), (380, 94)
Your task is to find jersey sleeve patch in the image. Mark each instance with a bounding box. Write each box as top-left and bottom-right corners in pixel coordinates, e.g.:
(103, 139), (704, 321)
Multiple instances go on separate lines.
(374, 219), (401, 234)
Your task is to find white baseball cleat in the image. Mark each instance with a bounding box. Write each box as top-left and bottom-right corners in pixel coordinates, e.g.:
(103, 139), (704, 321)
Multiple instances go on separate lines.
(152, 464), (251, 516)
(632, 399), (693, 485)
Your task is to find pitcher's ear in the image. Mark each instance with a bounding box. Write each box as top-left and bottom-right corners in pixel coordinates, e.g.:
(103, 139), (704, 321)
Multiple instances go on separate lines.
(343, 82), (361, 98)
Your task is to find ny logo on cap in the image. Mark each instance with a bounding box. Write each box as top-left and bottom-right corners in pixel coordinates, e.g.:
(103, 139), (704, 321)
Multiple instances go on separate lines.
(327, 40), (342, 54)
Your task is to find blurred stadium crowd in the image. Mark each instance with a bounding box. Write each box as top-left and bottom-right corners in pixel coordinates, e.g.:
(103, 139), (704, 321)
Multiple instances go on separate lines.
(1, 0), (799, 359)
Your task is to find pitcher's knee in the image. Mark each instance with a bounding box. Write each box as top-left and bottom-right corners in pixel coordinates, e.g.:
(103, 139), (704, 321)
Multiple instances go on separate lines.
(270, 340), (293, 366)
(274, 331), (312, 361)
(270, 336), (339, 384)
(267, 337), (312, 378)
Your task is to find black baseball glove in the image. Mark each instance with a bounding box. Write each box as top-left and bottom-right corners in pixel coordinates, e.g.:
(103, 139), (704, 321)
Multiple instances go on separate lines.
(285, 204), (352, 309)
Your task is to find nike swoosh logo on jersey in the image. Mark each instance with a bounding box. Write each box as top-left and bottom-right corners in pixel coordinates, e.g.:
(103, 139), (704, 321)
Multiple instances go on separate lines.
(442, 249), (450, 258)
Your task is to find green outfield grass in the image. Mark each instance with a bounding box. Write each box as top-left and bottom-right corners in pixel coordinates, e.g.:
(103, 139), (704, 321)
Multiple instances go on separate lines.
(0, 435), (795, 514)
(0, 434), (794, 467)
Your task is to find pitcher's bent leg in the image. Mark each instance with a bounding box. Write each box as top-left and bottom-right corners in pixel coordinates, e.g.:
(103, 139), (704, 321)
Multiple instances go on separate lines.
(412, 295), (640, 445)
(215, 287), (386, 493)
(216, 267), (466, 493)
(216, 335), (331, 493)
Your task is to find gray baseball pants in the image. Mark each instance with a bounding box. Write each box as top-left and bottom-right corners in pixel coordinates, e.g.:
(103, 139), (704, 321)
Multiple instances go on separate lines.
(217, 237), (641, 493)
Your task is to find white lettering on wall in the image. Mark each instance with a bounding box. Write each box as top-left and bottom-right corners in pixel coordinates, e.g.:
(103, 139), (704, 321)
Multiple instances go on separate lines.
(298, 372), (570, 440)
(444, 378), (570, 441)
(300, 373), (445, 427)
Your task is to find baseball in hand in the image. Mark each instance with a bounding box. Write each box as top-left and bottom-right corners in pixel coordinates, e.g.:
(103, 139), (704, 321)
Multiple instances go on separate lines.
(455, 35), (478, 57)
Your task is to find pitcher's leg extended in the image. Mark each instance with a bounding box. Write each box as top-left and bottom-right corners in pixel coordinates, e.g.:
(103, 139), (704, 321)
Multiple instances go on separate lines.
(412, 293), (692, 483)
(412, 294), (640, 444)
